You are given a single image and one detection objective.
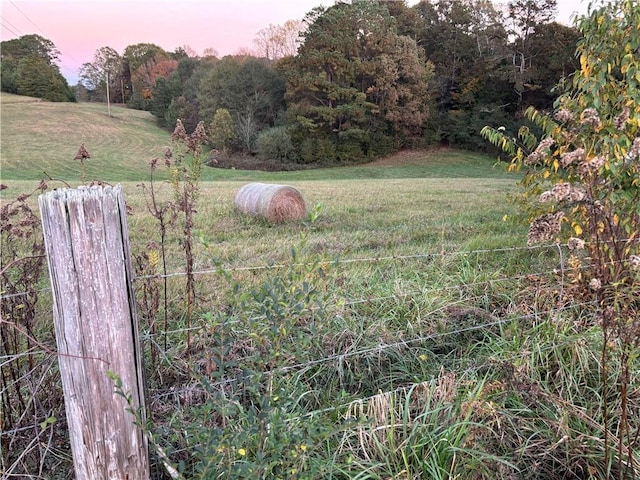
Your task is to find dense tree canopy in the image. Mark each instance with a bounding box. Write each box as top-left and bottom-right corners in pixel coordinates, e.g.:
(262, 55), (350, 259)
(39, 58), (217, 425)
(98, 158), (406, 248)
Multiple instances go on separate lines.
(414, 0), (514, 148)
(0, 34), (74, 101)
(198, 56), (286, 152)
(198, 56), (286, 128)
(78, 46), (121, 102)
(3, 0), (581, 166)
(285, 1), (433, 163)
(522, 21), (581, 108)
(133, 46), (170, 106)
(1, 34), (60, 64)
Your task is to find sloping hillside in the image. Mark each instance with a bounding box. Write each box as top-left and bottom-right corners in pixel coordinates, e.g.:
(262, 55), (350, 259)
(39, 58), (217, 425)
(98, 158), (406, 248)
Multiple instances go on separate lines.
(0, 93), (507, 183)
(1, 93), (171, 182)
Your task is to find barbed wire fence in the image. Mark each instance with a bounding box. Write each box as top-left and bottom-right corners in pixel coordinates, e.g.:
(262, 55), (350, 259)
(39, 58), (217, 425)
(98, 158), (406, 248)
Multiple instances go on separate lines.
(0, 241), (595, 477)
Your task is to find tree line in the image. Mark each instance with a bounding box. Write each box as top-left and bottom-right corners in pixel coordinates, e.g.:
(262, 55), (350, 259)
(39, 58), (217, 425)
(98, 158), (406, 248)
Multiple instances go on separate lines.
(0, 0), (580, 166)
(0, 34), (75, 102)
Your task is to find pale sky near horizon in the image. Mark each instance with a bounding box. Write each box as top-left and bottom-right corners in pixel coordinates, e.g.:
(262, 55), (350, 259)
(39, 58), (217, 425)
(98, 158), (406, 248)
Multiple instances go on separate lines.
(1, 0), (592, 85)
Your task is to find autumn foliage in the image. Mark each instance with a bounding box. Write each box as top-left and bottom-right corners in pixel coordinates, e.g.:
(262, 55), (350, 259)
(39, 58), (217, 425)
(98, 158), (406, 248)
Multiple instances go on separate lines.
(482, 1), (640, 474)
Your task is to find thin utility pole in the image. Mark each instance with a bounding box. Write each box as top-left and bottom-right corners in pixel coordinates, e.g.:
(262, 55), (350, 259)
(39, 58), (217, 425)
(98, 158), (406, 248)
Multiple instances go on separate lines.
(106, 70), (111, 116)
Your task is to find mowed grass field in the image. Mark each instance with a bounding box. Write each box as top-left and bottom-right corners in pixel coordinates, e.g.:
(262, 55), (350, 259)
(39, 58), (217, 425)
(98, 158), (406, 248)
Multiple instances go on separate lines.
(10, 93), (613, 479)
(1, 91), (509, 182)
(1, 91), (524, 269)
(1, 93), (170, 181)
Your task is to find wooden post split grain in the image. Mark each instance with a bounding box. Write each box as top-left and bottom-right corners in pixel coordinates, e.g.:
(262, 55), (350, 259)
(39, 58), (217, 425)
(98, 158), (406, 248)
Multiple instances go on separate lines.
(39, 185), (149, 479)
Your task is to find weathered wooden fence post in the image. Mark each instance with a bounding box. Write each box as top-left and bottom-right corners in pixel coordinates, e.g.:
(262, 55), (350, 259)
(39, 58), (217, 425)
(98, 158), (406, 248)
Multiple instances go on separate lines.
(39, 185), (149, 479)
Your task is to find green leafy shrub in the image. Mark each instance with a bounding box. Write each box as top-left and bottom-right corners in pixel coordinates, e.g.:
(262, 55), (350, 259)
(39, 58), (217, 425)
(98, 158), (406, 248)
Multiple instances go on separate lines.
(482, 1), (640, 474)
(255, 126), (296, 162)
(209, 108), (236, 153)
(298, 136), (336, 165)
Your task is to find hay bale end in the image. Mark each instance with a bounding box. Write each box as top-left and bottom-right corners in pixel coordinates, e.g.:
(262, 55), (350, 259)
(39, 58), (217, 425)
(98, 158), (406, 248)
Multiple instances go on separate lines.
(234, 183), (307, 223)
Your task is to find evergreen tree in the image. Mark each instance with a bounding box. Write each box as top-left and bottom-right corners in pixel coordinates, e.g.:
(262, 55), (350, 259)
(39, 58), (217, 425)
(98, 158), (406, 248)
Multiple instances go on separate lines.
(286, 1), (432, 163)
(1, 34), (73, 101)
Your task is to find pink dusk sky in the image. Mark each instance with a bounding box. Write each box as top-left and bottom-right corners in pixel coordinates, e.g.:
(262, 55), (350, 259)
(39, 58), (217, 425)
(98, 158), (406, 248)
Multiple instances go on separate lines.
(1, 0), (590, 85)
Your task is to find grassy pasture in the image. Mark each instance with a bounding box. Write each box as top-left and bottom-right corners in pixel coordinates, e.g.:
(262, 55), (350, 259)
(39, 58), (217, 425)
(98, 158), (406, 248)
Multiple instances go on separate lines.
(1, 92), (505, 183)
(5, 172), (528, 288)
(1, 93), (169, 181)
(1, 91), (524, 281)
(2, 94), (630, 479)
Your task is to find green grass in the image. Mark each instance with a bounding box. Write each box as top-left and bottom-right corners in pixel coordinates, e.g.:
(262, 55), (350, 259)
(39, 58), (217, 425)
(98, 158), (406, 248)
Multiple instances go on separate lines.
(1, 92), (525, 283)
(1, 92), (508, 183)
(3, 93), (634, 479)
(1, 93), (169, 181)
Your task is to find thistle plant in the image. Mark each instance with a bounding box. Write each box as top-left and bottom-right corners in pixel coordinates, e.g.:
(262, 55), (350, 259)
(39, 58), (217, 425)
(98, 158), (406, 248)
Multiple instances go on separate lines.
(137, 148), (177, 353)
(74, 143), (91, 183)
(482, 1), (640, 476)
(167, 119), (208, 355)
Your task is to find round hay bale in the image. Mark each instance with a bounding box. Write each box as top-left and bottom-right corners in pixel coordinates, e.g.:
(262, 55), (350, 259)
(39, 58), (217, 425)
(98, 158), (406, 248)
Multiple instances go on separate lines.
(234, 183), (307, 223)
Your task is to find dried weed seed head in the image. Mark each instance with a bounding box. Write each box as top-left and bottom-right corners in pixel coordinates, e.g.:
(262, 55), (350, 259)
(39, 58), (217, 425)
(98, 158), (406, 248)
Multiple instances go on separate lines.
(525, 137), (555, 166)
(527, 211), (565, 245)
(560, 148), (585, 168)
(554, 108), (574, 123)
(567, 237), (585, 251)
(569, 186), (586, 202)
(539, 190), (555, 202)
(589, 200), (605, 214)
(74, 143), (91, 161)
(588, 155), (606, 171)
(540, 183), (586, 204)
(551, 182), (572, 202)
(580, 108), (602, 129)
(186, 121), (208, 155)
(578, 155), (606, 176)
(613, 106), (630, 130)
(191, 121), (208, 144)
(627, 137), (640, 161)
(171, 119), (188, 142)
